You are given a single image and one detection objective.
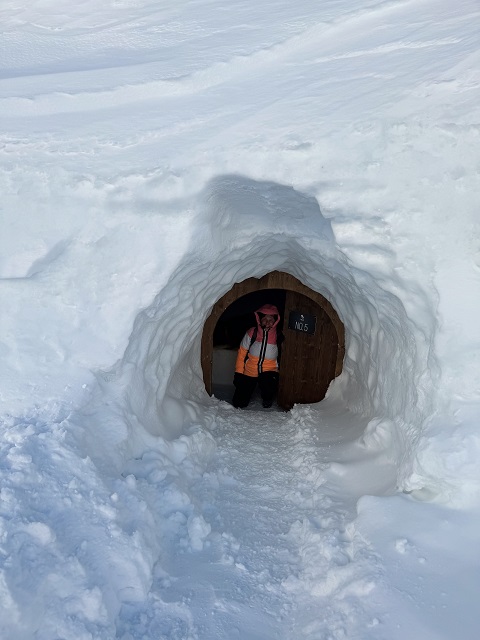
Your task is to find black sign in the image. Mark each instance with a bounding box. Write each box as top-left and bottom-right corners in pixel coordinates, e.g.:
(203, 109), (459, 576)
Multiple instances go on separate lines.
(288, 311), (316, 335)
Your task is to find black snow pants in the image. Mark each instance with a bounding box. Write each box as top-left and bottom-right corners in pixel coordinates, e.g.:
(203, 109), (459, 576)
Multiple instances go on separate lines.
(232, 371), (279, 408)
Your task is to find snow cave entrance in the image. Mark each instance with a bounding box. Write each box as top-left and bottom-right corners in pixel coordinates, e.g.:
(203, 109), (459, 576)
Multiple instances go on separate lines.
(201, 271), (345, 410)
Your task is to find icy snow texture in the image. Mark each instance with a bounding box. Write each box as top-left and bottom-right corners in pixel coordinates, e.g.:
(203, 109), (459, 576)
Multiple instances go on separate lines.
(1, 0), (480, 638)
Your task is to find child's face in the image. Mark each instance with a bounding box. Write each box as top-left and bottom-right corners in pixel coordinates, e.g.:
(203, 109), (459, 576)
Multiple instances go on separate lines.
(261, 314), (275, 328)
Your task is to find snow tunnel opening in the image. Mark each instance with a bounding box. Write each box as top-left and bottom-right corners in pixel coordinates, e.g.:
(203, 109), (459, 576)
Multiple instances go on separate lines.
(204, 273), (344, 411)
(103, 175), (435, 485)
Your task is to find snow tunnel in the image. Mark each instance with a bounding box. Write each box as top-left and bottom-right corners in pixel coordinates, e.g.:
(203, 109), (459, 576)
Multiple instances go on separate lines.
(103, 175), (434, 486)
(201, 271), (345, 410)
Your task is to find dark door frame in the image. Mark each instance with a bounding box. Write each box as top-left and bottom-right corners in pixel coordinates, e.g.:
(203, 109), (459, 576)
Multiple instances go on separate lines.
(201, 271), (345, 396)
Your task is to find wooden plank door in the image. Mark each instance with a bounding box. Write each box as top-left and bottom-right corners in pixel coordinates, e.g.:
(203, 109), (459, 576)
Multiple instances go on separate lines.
(277, 290), (339, 410)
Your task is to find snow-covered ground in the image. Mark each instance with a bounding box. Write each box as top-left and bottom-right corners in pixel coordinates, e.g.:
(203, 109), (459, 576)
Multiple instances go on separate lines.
(1, 0), (480, 637)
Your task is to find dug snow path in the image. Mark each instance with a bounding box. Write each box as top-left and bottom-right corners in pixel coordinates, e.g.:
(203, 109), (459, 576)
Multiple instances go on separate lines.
(149, 400), (396, 640)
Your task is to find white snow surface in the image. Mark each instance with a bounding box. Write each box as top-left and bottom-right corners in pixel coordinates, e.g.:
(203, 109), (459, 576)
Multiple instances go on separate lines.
(1, 0), (480, 638)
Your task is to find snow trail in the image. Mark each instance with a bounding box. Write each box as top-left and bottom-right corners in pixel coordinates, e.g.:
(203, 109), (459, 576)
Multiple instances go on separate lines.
(122, 398), (394, 640)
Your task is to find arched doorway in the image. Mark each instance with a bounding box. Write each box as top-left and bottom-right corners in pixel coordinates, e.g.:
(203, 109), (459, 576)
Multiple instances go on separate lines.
(202, 271), (345, 410)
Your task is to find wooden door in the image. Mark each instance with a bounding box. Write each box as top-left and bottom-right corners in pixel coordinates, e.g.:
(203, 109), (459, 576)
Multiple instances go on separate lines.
(277, 290), (338, 410)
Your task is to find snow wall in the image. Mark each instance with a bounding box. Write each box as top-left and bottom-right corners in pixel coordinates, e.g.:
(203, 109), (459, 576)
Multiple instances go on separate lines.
(83, 175), (437, 489)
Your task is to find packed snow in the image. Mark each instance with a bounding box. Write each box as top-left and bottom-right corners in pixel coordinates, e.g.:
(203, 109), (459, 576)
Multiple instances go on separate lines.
(1, 0), (480, 638)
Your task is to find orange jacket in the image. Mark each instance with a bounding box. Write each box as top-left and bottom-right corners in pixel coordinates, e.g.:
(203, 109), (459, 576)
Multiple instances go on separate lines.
(235, 304), (280, 377)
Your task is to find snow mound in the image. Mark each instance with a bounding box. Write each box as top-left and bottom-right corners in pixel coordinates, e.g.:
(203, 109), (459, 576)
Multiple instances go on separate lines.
(78, 175), (437, 491)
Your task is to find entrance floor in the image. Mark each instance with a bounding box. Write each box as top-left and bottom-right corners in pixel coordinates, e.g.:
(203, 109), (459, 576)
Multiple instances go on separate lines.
(124, 402), (399, 639)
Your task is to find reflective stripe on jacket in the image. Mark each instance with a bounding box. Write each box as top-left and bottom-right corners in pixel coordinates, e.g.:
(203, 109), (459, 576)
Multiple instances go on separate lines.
(235, 302), (281, 377)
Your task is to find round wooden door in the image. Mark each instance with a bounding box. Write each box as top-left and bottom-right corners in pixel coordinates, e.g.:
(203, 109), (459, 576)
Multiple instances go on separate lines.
(201, 271), (344, 409)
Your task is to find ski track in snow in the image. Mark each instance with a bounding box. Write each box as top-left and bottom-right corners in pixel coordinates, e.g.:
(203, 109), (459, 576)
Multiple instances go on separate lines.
(0, 0), (470, 115)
